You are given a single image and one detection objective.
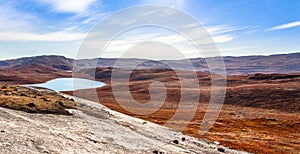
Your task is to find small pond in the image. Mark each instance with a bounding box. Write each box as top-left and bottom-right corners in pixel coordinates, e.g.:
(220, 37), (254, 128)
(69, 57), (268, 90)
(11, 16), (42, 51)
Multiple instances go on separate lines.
(27, 78), (105, 91)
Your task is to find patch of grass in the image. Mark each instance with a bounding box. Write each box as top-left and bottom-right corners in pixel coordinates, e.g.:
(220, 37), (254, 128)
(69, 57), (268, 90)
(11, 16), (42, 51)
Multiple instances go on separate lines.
(0, 85), (76, 115)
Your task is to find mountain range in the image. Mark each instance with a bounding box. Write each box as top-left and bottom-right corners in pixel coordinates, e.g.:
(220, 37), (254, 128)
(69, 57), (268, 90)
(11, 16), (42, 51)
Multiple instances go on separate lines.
(0, 52), (299, 84)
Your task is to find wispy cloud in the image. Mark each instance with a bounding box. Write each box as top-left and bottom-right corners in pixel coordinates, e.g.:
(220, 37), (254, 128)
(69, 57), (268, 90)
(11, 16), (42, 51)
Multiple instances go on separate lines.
(267, 20), (300, 31)
(140, 0), (187, 10)
(0, 1), (98, 42)
(206, 25), (248, 35)
(0, 31), (86, 42)
(212, 34), (235, 43)
(0, 2), (36, 32)
(38, 0), (97, 13)
(82, 24), (238, 60)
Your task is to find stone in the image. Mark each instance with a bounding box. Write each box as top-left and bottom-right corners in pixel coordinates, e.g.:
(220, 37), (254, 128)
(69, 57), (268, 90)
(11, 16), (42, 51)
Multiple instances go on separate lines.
(173, 140), (179, 144)
(218, 147), (225, 153)
(214, 141), (220, 145)
(27, 103), (36, 108)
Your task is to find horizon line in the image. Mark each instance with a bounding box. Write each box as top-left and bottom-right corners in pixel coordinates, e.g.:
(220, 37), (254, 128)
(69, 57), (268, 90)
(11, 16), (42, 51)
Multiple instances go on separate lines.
(1, 51), (300, 61)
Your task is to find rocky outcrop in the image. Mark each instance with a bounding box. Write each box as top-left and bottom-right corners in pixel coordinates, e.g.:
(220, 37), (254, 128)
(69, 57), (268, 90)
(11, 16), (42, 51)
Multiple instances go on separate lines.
(0, 85), (76, 115)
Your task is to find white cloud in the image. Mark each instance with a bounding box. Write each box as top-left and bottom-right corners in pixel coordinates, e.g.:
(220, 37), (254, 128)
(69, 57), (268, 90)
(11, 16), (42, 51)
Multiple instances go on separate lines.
(267, 20), (300, 31)
(39, 0), (97, 13)
(206, 25), (247, 35)
(82, 27), (235, 60)
(0, 2), (36, 32)
(0, 1), (93, 42)
(0, 31), (86, 41)
(140, 0), (187, 10)
(212, 35), (235, 43)
(184, 25), (237, 43)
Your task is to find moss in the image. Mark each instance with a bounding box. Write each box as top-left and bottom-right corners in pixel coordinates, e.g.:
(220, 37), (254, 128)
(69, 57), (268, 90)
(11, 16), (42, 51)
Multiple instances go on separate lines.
(0, 85), (76, 115)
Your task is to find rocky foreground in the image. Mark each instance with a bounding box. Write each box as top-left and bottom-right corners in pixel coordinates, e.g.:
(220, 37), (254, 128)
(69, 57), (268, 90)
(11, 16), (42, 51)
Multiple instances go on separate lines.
(0, 85), (247, 154)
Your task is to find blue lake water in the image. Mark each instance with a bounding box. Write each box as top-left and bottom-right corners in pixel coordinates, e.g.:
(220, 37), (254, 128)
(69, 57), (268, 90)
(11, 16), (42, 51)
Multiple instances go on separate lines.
(27, 78), (105, 91)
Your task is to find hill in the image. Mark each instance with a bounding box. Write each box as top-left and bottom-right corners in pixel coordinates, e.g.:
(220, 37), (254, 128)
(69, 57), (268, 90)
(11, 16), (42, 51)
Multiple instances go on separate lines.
(0, 55), (72, 84)
(85, 52), (300, 75)
(0, 52), (299, 81)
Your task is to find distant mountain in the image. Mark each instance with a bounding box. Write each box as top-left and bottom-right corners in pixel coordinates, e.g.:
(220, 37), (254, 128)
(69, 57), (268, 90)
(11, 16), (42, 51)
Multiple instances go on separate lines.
(0, 53), (299, 83)
(78, 52), (300, 75)
(222, 53), (300, 75)
(0, 55), (73, 84)
(0, 55), (74, 71)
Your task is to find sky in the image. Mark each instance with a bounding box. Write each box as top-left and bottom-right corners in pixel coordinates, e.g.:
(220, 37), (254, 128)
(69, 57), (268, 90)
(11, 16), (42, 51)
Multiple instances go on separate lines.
(0, 0), (300, 60)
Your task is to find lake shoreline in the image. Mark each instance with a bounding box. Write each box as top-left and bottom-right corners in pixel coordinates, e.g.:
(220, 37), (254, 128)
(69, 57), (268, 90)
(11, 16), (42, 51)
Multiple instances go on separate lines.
(24, 77), (106, 92)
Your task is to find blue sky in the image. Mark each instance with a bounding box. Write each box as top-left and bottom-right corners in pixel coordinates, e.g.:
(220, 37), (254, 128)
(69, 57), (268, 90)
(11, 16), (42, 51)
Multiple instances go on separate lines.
(0, 0), (300, 60)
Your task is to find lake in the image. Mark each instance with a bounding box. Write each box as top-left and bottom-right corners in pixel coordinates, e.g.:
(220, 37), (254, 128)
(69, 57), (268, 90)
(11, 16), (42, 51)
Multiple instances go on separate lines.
(26, 78), (105, 91)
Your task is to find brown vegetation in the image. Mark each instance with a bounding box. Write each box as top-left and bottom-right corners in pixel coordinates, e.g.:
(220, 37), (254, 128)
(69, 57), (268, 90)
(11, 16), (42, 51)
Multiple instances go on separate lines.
(65, 68), (300, 153)
(0, 85), (76, 115)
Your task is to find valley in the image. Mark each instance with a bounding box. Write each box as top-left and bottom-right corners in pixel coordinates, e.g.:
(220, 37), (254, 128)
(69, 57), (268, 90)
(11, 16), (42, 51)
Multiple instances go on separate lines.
(0, 53), (299, 153)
